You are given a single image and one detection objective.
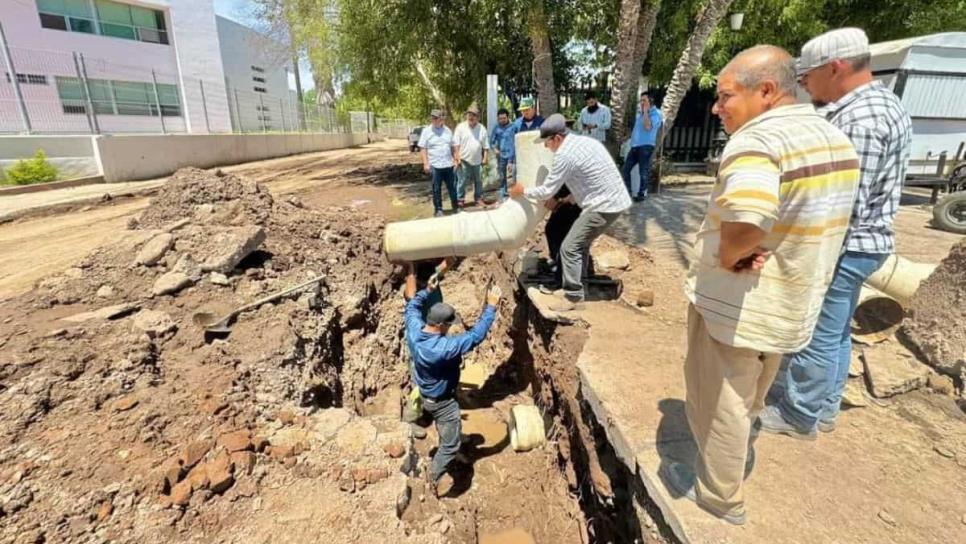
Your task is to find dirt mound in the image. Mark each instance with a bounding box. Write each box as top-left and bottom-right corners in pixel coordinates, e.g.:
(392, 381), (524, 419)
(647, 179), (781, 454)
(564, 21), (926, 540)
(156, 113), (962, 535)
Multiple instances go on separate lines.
(0, 168), (414, 542)
(902, 239), (966, 378)
(135, 167), (275, 228)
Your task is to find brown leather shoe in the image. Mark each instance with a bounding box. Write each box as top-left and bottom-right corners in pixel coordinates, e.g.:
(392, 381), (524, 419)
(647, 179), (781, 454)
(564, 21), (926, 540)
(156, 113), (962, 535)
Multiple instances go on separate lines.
(434, 473), (455, 498)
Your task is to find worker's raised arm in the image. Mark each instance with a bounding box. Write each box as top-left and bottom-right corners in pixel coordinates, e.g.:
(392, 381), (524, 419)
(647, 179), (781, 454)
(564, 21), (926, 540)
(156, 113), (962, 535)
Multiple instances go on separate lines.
(436, 285), (501, 360)
(404, 263), (416, 300)
(404, 285), (433, 340)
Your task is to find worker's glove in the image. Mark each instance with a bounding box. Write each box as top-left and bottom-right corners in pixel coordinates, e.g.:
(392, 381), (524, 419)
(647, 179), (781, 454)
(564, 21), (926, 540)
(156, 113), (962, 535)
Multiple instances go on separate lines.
(486, 284), (502, 306)
(428, 264), (446, 290)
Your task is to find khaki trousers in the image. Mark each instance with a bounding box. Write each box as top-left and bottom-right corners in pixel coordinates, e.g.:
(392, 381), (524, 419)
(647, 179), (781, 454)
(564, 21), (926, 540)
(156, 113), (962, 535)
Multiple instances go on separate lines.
(684, 304), (781, 517)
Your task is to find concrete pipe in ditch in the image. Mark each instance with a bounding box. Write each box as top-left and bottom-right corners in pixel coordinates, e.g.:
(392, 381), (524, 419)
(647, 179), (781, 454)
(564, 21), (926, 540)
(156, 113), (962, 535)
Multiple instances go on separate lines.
(852, 255), (937, 344)
(864, 254), (936, 308)
(508, 404), (546, 452)
(384, 134), (556, 261)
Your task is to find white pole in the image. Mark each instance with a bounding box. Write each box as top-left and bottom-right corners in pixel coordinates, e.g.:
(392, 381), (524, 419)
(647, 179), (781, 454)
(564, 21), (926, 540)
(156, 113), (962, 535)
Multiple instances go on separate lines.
(486, 74), (498, 132)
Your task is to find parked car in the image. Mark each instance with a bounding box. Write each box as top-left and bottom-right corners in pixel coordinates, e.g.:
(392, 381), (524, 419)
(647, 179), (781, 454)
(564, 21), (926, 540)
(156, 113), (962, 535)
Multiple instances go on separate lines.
(408, 126), (423, 153)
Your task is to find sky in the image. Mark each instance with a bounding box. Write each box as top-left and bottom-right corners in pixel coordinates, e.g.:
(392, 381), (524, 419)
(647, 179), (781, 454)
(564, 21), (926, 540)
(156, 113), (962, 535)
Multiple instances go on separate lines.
(213, 0), (315, 91)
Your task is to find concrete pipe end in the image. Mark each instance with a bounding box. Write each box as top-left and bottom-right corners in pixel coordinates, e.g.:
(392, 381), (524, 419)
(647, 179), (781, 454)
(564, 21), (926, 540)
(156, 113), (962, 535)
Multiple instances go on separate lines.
(508, 404), (546, 452)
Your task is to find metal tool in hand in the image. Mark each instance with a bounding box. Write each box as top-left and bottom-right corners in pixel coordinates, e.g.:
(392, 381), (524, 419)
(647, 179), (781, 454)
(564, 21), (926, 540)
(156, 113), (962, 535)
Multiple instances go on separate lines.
(428, 263), (447, 290)
(192, 275), (324, 335)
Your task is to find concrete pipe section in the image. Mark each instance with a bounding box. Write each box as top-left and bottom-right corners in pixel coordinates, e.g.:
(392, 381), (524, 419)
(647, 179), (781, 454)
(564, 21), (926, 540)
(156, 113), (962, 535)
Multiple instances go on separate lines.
(509, 405), (546, 452)
(384, 134), (556, 261)
(853, 254), (937, 344)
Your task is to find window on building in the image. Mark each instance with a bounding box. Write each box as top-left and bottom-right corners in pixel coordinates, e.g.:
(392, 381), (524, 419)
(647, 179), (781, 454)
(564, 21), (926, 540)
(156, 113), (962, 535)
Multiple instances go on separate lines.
(251, 66), (265, 73)
(5, 73), (49, 85)
(37, 0), (169, 45)
(253, 76), (266, 83)
(37, 0), (96, 33)
(253, 86), (267, 93)
(55, 76), (181, 117)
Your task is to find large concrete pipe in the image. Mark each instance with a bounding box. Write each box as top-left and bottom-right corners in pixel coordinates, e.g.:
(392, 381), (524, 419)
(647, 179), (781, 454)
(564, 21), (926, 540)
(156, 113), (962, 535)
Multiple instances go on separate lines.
(384, 134), (556, 262)
(864, 254), (936, 308)
(852, 255), (937, 344)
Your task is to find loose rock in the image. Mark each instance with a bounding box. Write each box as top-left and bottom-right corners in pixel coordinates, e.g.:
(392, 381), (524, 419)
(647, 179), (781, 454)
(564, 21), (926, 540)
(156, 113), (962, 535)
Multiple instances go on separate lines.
(132, 309), (176, 338)
(217, 430), (252, 453)
(152, 271), (193, 297)
(927, 373), (955, 396)
(136, 233), (175, 266)
(209, 272), (230, 286)
(96, 285), (115, 298)
(199, 226), (267, 273)
(862, 345), (930, 398)
(636, 289), (655, 308)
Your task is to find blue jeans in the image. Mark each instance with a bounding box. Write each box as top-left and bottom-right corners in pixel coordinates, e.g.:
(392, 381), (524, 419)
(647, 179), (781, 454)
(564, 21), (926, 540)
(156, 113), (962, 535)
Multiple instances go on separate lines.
(622, 145), (654, 197)
(456, 163), (483, 202)
(423, 395), (461, 482)
(496, 157), (510, 199)
(772, 251), (889, 431)
(431, 166), (458, 213)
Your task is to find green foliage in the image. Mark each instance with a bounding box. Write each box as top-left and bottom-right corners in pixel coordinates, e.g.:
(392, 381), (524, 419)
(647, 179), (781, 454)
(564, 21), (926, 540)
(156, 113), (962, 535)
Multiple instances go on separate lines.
(3, 150), (58, 186)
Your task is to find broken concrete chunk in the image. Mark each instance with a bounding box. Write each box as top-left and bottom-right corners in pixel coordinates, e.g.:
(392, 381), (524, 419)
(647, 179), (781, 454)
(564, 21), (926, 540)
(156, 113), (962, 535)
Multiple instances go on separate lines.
(132, 309), (176, 338)
(96, 285), (115, 298)
(62, 303), (139, 323)
(200, 226), (267, 274)
(152, 271), (193, 296)
(136, 233), (175, 266)
(208, 451), (235, 494)
(209, 272), (230, 286)
(596, 250), (630, 271)
(173, 254), (202, 281)
(862, 345), (930, 398)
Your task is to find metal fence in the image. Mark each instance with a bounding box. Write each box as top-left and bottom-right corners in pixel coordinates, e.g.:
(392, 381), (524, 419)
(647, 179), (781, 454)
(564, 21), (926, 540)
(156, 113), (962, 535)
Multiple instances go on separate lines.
(0, 44), (352, 135)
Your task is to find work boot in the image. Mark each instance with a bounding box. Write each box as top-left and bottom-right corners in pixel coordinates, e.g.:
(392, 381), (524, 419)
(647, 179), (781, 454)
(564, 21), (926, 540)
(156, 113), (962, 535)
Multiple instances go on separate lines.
(817, 418), (837, 433)
(547, 295), (584, 312)
(757, 405), (817, 441)
(433, 473), (455, 498)
(660, 462), (747, 526)
(434, 210), (444, 218)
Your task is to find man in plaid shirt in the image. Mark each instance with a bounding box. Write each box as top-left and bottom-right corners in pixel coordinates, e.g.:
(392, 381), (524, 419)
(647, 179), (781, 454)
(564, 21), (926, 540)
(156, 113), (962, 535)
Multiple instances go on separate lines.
(760, 28), (912, 439)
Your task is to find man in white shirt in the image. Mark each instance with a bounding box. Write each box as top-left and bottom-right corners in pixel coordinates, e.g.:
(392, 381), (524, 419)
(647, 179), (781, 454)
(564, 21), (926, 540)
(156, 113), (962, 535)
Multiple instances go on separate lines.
(453, 103), (490, 207)
(418, 109), (459, 217)
(509, 113), (631, 311)
(578, 91), (612, 143)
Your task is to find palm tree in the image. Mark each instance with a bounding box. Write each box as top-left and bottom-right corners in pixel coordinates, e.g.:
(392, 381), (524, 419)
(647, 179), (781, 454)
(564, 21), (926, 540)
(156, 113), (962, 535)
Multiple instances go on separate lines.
(527, 0), (558, 116)
(612, 0), (662, 148)
(659, 0), (735, 130)
(608, 0), (643, 149)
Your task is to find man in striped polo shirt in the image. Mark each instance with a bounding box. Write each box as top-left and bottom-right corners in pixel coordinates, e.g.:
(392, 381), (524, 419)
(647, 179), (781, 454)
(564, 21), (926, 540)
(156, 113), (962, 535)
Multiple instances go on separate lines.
(760, 28), (913, 440)
(662, 45), (860, 525)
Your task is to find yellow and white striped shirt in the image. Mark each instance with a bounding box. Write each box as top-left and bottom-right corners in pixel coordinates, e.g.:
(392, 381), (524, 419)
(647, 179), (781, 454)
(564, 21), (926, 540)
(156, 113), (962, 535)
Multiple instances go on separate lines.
(684, 104), (860, 353)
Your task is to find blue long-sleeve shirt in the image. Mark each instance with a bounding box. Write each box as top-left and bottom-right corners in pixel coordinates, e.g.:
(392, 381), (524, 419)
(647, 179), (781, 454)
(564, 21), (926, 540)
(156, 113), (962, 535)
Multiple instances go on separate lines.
(490, 122), (514, 161)
(499, 115), (544, 162)
(404, 289), (497, 399)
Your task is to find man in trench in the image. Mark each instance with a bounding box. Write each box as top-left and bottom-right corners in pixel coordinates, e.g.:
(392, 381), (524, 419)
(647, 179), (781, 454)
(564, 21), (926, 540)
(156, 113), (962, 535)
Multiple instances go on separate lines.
(403, 263), (502, 497)
(509, 113), (631, 312)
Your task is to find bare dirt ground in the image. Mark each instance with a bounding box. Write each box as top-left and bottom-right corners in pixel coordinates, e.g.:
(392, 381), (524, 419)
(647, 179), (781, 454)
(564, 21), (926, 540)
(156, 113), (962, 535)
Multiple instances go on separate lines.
(0, 141), (583, 543)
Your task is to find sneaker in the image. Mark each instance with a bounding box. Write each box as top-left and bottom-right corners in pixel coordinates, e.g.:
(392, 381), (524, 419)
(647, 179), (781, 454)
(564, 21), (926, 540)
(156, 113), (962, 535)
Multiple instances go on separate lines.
(817, 418), (836, 433)
(433, 473), (455, 498)
(757, 405), (817, 441)
(660, 462), (747, 526)
(547, 295), (584, 312)
(538, 284), (563, 295)
(457, 200), (465, 208)
(434, 210), (444, 217)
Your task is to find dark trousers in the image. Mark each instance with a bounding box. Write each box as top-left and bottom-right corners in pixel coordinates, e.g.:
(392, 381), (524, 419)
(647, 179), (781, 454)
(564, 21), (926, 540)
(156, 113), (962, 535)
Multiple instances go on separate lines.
(561, 210), (621, 300)
(423, 395), (461, 482)
(622, 144), (655, 197)
(545, 203), (582, 284)
(431, 166), (458, 213)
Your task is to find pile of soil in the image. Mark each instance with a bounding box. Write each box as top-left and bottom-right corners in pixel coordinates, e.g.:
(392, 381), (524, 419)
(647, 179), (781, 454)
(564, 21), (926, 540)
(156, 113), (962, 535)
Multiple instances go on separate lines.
(0, 168), (411, 542)
(902, 239), (966, 383)
(0, 166), (589, 543)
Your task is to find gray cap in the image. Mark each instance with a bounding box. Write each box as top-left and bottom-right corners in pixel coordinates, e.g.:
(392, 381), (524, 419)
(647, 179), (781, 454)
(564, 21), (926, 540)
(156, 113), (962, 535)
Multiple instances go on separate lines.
(797, 28), (870, 76)
(430, 109), (445, 118)
(534, 113), (568, 143)
(426, 302), (458, 326)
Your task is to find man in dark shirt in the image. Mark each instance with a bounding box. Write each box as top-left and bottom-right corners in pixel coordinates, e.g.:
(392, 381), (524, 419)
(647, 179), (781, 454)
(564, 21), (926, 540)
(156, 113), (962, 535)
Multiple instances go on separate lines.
(404, 266), (501, 496)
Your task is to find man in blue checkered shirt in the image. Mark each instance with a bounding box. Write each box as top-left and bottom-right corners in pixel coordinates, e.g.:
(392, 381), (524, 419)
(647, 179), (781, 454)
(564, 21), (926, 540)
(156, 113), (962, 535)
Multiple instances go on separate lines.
(760, 28), (912, 440)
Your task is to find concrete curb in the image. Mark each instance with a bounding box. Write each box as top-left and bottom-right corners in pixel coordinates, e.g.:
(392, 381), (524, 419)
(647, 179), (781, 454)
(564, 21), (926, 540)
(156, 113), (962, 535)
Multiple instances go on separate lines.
(0, 175), (106, 197)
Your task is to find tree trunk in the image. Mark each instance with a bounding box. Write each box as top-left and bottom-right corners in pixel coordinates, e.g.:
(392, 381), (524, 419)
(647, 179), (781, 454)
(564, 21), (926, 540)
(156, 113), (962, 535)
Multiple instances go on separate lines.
(527, 0), (558, 116)
(659, 0), (734, 130)
(613, 0), (662, 148)
(608, 0), (642, 149)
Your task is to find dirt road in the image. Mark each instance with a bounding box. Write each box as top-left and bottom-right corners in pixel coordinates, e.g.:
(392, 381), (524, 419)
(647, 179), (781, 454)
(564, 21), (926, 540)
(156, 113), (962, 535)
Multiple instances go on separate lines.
(0, 141), (430, 299)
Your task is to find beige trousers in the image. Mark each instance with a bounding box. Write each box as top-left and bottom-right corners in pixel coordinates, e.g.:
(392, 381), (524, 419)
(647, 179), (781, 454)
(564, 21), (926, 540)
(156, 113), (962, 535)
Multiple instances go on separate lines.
(684, 304), (781, 517)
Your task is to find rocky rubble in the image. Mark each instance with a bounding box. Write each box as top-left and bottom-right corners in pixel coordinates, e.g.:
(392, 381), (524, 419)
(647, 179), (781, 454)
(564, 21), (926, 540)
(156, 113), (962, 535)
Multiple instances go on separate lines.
(0, 167), (411, 542)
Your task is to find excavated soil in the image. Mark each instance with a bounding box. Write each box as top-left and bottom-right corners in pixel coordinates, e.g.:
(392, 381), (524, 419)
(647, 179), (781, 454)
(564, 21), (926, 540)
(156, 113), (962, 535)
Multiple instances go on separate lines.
(0, 166), (587, 543)
(902, 239), (966, 382)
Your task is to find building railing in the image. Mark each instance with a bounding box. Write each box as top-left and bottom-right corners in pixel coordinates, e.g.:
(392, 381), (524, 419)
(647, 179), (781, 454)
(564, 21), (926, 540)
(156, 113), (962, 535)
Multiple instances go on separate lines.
(0, 44), (353, 136)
